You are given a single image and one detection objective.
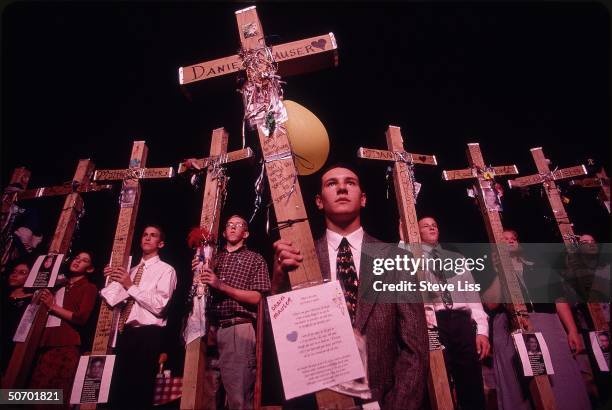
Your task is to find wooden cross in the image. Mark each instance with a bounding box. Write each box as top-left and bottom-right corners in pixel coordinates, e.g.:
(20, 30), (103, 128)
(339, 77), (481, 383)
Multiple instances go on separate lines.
(2, 159), (110, 389)
(569, 168), (610, 214)
(443, 143), (557, 410)
(178, 128), (253, 410)
(358, 125), (453, 410)
(507, 147), (608, 332)
(1, 168), (110, 269)
(179, 6), (353, 409)
(81, 141), (173, 410)
(1, 167), (32, 270)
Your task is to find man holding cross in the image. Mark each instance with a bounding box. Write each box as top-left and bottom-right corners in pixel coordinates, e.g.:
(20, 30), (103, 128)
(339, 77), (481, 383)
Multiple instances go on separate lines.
(273, 163), (428, 409)
(102, 224), (177, 409)
(191, 214), (271, 410)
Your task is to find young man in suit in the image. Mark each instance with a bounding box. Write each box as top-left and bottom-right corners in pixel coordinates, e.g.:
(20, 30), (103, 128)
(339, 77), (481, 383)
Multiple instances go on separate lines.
(272, 164), (428, 410)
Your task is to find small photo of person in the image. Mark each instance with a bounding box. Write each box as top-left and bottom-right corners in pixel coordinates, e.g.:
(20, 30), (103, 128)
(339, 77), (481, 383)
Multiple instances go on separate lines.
(483, 187), (502, 212)
(425, 306), (437, 330)
(41, 254), (55, 273)
(597, 331), (609, 354)
(120, 186), (137, 208)
(86, 356), (106, 380)
(524, 334), (541, 355)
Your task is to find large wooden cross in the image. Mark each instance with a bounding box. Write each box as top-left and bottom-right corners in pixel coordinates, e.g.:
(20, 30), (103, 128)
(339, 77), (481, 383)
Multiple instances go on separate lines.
(179, 6), (354, 409)
(569, 167), (610, 214)
(81, 141), (174, 410)
(0, 167), (32, 270)
(507, 147), (608, 331)
(178, 128), (253, 410)
(1, 168), (111, 270)
(1, 159), (111, 388)
(443, 143), (557, 410)
(358, 125), (453, 410)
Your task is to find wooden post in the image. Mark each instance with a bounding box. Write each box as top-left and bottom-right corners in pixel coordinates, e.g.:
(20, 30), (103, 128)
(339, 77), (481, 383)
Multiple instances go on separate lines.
(80, 141), (174, 410)
(569, 168), (610, 214)
(443, 143), (557, 410)
(179, 6), (352, 408)
(1, 159), (109, 388)
(178, 128), (253, 410)
(358, 125), (453, 410)
(508, 148), (608, 332)
(0, 167), (32, 270)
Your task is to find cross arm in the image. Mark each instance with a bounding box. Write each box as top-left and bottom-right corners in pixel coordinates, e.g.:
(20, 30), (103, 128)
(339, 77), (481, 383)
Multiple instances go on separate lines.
(93, 167), (175, 182)
(179, 33), (337, 85)
(508, 165), (587, 189)
(177, 147), (254, 174)
(357, 147), (437, 166)
(16, 182), (112, 201)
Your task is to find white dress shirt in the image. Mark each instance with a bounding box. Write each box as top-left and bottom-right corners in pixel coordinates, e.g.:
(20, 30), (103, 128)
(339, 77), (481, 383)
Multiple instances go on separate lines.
(102, 255), (177, 328)
(401, 242), (489, 337)
(326, 227), (364, 281)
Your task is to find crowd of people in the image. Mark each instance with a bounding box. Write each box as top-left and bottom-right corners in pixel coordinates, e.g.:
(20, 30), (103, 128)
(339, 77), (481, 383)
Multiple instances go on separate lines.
(0, 163), (609, 410)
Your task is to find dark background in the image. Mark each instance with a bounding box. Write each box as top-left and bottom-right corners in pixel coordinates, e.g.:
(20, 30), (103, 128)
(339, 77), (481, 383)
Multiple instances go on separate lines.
(1, 1), (610, 371)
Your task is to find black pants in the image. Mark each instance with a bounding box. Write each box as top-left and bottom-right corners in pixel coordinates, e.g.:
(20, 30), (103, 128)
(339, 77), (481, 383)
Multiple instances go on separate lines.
(110, 325), (163, 410)
(436, 309), (485, 410)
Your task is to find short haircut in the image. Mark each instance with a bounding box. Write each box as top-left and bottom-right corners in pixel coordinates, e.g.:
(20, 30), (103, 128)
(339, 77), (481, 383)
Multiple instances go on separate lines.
(502, 229), (519, 240)
(318, 162), (364, 193)
(71, 250), (96, 269)
(144, 224), (166, 242)
(225, 214), (249, 231)
(418, 216), (438, 224)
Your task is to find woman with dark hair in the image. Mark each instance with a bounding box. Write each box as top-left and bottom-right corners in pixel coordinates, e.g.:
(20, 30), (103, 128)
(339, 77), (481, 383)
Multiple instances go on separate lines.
(0, 261), (33, 374)
(484, 230), (590, 410)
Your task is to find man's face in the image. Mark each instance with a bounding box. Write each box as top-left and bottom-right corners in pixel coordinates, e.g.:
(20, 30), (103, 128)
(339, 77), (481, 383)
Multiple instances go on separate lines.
(89, 360), (104, 378)
(141, 227), (164, 254)
(578, 234), (598, 255)
(8, 264), (29, 287)
(418, 217), (439, 245)
(223, 216), (249, 245)
(70, 252), (94, 275)
(599, 334), (609, 351)
(501, 231), (519, 251)
(316, 167), (366, 223)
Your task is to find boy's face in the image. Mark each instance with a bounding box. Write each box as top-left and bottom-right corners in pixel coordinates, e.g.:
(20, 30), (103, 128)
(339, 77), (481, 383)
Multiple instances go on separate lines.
(141, 226), (164, 254)
(418, 217), (439, 245)
(316, 167), (366, 222)
(70, 252), (94, 275)
(223, 216), (249, 245)
(8, 264), (29, 287)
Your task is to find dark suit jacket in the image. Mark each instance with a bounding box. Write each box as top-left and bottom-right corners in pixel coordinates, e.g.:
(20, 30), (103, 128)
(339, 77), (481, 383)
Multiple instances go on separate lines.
(315, 232), (428, 410)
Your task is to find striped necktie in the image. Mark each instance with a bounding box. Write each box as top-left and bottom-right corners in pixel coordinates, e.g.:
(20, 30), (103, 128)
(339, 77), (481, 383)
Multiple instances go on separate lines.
(337, 237), (359, 325)
(118, 263), (144, 332)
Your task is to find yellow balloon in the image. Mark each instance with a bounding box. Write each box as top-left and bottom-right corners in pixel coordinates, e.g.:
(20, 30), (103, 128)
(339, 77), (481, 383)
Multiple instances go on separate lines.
(283, 100), (330, 175)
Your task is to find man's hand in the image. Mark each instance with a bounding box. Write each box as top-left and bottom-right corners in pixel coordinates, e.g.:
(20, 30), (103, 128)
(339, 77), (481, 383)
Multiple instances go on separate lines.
(109, 267), (132, 290)
(199, 267), (221, 290)
(567, 330), (585, 354)
(271, 239), (303, 293)
(475, 334), (491, 360)
(39, 289), (55, 309)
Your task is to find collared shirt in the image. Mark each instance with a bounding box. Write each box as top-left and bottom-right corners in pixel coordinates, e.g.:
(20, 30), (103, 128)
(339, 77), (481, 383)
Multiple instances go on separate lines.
(41, 276), (97, 347)
(326, 227), (364, 281)
(210, 246), (270, 322)
(124, 255), (177, 327)
(402, 242), (489, 337)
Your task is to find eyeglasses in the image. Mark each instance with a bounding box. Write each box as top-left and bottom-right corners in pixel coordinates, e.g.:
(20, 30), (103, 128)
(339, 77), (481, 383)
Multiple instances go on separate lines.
(226, 222), (246, 229)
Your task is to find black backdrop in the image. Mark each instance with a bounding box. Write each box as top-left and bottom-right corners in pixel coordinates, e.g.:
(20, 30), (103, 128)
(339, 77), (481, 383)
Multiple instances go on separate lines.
(2, 1), (609, 371)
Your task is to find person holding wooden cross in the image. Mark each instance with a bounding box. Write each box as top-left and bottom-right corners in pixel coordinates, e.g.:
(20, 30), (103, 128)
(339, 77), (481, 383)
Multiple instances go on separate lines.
(416, 216), (490, 410)
(272, 163), (428, 410)
(103, 225), (177, 409)
(28, 251), (98, 409)
(484, 229), (591, 410)
(191, 214), (271, 410)
(0, 261), (33, 374)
